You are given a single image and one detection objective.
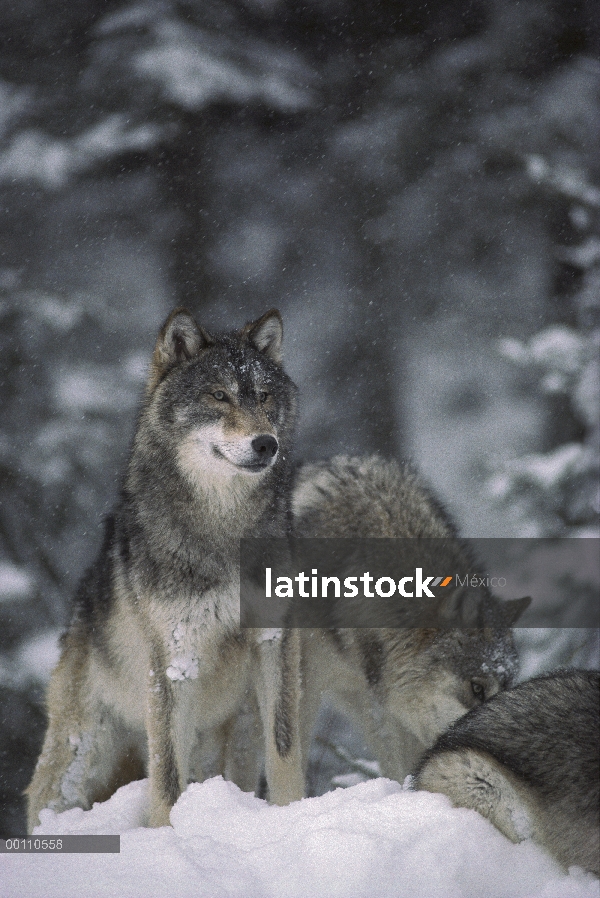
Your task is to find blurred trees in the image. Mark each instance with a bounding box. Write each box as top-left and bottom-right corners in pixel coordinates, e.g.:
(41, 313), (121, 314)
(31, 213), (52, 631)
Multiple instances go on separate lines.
(1, 0), (598, 605)
(0, 0), (599, 832)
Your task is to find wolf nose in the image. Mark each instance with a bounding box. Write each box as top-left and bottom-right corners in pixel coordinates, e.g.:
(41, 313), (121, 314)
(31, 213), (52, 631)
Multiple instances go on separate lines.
(252, 435), (278, 461)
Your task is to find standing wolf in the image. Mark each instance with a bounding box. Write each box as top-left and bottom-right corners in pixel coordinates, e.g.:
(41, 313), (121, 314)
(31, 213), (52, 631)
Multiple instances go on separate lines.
(27, 307), (304, 831)
(292, 456), (530, 784)
(416, 669), (600, 875)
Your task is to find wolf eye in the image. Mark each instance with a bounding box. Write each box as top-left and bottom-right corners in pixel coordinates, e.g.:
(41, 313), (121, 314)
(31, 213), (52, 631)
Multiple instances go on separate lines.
(259, 391), (269, 403)
(212, 390), (227, 401)
(471, 681), (485, 701)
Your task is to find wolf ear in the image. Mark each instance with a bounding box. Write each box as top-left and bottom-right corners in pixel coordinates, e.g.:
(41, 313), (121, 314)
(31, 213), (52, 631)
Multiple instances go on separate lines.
(245, 309), (283, 364)
(147, 307), (212, 393)
(500, 596), (531, 626)
(438, 586), (480, 627)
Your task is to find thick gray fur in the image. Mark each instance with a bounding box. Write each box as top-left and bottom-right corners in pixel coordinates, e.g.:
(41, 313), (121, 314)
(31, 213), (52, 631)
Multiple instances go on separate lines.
(292, 455), (530, 785)
(416, 668), (600, 875)
(27, 307), (304, 831)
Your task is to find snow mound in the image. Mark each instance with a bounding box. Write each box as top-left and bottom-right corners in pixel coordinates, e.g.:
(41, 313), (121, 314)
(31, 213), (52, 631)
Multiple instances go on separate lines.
(3, 777), (598, 898)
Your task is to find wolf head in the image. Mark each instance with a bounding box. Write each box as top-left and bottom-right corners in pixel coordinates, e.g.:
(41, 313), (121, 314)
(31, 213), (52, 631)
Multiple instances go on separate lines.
(147, 308), (296, 480)
(383, 603), (528, 752)
(137, 307), (297, 491)
(397, 587), (531, 745)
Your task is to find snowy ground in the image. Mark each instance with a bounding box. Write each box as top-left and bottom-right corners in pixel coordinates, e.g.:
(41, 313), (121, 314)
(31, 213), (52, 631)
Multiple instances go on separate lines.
(2, 777), (597, 898)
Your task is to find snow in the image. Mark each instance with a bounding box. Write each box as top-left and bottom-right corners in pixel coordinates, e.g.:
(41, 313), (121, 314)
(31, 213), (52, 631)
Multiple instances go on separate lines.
(257, 628), (283, 642)
(53, 363), (142, 414)
(525, 155), (600, 207)
(166, 656), (199, 681)
(134, 18), (314, 114)
(2, 777), (596, 898)
(516, 629), (600, 681)
(0, 80), (29, 137)
(0, 117), (163, 189)
(16, 631), (62, 684)
(59, 732), (96, 808)
(0, 630), (61, 689)
(490, 443), (592, 493)
(0, 563), (33, 602)
(497, 326), (588, 389)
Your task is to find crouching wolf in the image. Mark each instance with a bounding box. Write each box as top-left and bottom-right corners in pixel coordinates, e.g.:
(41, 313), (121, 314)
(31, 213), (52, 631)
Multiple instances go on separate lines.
(27, 307), (304, 831)
(415, 669), (600, 875)
(292, 456), (530, 784)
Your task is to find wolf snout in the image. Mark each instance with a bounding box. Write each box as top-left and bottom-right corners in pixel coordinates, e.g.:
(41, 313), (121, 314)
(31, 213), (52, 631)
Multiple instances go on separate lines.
(252, 434), (278, 464)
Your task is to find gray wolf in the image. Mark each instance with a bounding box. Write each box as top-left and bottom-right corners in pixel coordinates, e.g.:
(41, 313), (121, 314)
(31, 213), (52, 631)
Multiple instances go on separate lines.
(415, 668), (600, 875)
(292, 455), (530, 784)
(26, 307), (304, 831)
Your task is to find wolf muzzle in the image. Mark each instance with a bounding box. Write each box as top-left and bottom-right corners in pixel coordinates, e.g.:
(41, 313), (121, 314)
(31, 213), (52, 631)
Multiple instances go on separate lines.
(251, 435), (278, 467)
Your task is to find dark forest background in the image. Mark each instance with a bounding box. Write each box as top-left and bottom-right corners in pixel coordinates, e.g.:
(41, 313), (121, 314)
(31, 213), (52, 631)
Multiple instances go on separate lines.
(1, 0), (599, 836)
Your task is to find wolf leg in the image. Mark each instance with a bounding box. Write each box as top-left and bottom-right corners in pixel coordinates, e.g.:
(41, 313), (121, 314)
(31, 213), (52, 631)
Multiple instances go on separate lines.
(298, 630), (331, 782)
(26, 644), (132, 832)
(419, 747), (600, 874)
(188, 725), (225, 783)
(256, 628), (304, 805)
(220, 690), (264, 793)
(416, 748), (533, 843)
(191, 704), (264, 793)
(364, 716), (424, 783)
(145, 661), (191, 827)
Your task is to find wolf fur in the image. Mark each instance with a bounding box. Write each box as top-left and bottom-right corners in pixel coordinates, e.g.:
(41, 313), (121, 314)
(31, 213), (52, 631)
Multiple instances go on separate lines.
(26, 307), (304, 832)
(415, 668), (600, 875)
(292, 456), (530, 784)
